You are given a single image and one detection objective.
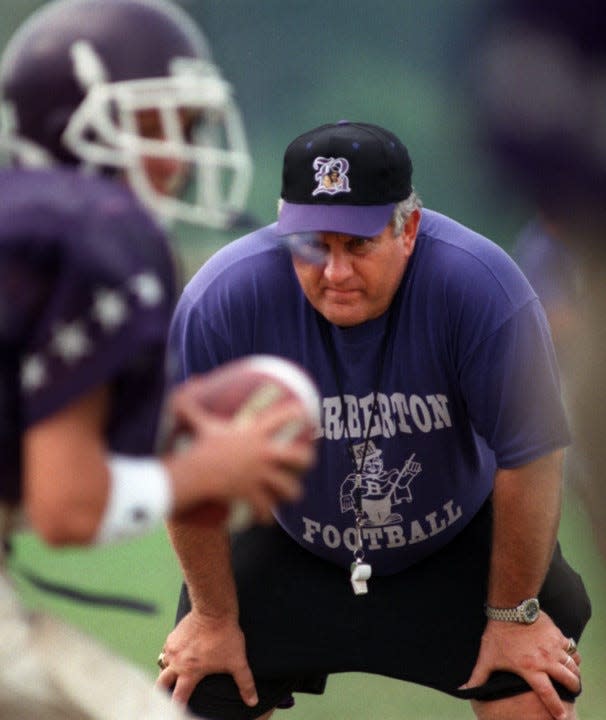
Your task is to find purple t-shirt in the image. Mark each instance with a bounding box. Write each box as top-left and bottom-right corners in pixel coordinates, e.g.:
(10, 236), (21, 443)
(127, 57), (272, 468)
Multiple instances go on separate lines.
(169, 209), (569, 574)
(0, 167), (177, 504)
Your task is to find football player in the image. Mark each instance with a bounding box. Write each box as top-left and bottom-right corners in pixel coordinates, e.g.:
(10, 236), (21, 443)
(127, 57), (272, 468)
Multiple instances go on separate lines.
(0, 1), (315, 717)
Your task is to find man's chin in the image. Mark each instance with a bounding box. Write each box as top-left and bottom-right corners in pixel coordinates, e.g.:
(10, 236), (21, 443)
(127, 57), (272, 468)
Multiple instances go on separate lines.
(321, 304), (367, 327)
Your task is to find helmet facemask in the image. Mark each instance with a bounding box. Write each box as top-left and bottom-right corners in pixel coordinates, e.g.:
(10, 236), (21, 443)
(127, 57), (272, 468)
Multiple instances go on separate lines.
(61, 51), (252, 229)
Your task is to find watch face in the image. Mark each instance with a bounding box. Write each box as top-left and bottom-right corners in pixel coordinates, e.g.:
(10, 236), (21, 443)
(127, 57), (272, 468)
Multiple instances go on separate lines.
(521, 598), (540, 623)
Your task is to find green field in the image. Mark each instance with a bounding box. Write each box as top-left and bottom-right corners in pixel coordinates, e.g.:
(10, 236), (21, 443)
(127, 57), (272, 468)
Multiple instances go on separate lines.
(9, 487), (605, 720)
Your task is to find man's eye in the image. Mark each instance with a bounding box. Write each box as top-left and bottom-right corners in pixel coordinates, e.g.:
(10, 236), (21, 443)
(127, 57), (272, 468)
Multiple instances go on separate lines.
(348, 236), (372, 251)
(310, 239), (328, 252)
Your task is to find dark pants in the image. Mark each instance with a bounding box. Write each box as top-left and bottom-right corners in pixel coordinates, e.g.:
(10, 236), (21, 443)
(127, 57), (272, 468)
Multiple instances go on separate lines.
(175, 500), (591, 719)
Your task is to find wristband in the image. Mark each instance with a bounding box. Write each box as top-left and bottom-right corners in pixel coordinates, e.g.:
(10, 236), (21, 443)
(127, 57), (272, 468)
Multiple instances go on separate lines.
(94, 455), (173, 544)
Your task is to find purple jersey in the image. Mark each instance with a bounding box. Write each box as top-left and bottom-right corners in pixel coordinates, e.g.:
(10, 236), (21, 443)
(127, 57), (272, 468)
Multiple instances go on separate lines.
(0, 167), (177, 504)
(169, 209), (569, 574)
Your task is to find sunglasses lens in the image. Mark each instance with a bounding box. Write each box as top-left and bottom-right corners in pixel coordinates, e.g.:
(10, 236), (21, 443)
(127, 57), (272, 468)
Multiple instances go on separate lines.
(283, 232), (327, 265)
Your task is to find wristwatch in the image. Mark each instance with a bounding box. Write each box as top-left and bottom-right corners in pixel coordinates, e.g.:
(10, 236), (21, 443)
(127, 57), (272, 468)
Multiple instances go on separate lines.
(485, 597), (540, 624)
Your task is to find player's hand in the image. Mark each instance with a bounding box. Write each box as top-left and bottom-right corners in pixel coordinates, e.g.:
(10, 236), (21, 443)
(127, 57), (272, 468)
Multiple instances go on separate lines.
(156, 609), (258, 708)
(459, 613), (581, 720)
(188, 400), (315, 518)
(166, 381), (317, 522)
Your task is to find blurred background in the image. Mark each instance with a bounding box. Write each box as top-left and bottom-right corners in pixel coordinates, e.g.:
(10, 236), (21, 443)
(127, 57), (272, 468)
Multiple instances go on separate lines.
(3, 1), (604, 718)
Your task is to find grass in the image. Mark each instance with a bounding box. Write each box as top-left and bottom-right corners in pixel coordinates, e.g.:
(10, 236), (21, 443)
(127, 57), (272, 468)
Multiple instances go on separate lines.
(10, 487), (605, 719)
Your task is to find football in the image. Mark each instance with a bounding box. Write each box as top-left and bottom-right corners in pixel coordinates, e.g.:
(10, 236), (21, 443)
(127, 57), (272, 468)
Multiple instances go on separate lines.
(170, 355), (321, 529)
(183, 354), (321, 441)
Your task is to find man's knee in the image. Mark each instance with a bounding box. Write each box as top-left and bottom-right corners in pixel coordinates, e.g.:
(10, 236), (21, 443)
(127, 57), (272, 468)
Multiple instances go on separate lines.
(470, 693), (578, 720)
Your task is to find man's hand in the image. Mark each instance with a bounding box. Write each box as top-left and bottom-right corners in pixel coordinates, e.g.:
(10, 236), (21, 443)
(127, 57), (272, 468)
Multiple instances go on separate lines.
(460, 613), (581, 720)
(156, 609), (259, 709)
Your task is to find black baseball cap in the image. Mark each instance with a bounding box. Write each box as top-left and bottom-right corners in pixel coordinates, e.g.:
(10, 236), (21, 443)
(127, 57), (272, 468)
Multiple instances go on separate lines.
(277, 121), (413, 237)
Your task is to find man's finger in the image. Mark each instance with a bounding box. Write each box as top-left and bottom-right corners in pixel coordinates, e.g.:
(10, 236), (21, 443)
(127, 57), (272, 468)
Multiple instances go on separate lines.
(233, 663), (259, 707)
(155, 666), (178, 691)
(561, 652), (581, 678)
(172, 675), (201, 707)
(458, 664), (489, 690)
(529, 674), (568, 720)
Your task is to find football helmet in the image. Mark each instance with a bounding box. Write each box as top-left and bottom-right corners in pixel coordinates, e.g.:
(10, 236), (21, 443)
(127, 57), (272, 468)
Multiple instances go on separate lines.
(0, 0), (253, 228)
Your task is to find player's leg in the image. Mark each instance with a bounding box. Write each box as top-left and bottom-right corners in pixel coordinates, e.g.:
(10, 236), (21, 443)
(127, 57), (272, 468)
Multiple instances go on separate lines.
(0, 588), (65, 719)
(471, 693), (577, 719)
(0, 572), (193, 720)
(33, 613), (194, 719)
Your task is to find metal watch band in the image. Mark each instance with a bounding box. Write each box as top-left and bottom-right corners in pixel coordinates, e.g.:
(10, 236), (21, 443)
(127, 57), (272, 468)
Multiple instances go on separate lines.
(486, 606), (521, 622)
(485, 597), (540, 624)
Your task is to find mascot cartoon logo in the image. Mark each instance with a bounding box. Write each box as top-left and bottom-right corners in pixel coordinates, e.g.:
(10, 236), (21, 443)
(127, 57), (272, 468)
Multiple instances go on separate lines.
(340, 441), (422, 527)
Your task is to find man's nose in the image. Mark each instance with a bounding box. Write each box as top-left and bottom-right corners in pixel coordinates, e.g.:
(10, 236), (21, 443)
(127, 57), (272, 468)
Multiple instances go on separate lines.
(323, 248), (354, 281)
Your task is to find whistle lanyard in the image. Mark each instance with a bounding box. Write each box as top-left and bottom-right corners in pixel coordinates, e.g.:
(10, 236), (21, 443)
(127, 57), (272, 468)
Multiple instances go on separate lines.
(319, 305), (396, 594)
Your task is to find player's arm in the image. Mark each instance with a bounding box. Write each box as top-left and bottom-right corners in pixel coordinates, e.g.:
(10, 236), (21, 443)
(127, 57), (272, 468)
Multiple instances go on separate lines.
(157, 518), (259, 708)
(23, 383), (113, 545)
(462, 450), (581, 719)
(23, 379), (313, 546)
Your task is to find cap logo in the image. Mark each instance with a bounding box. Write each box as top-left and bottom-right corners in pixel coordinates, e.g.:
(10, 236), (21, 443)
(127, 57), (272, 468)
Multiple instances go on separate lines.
(312, 156), (350, 196)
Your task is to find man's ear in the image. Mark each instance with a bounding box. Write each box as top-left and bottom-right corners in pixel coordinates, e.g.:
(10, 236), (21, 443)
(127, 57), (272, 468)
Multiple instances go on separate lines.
(403, 209), (421, 255)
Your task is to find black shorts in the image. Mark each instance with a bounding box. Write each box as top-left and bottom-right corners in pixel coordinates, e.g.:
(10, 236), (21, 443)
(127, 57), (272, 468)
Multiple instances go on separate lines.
(175, 499), (591, 720)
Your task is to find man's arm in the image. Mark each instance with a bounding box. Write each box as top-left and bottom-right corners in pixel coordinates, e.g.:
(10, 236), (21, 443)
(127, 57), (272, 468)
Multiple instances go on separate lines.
(156, 516), (259, 708)
(461, 450), (582, 720)
(488, 450), (561, 606)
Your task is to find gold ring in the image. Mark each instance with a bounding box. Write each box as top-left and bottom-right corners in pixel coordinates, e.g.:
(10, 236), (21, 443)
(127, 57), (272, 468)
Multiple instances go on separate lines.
(566, 638), (577, 655)
(157, 651), (168, 670)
